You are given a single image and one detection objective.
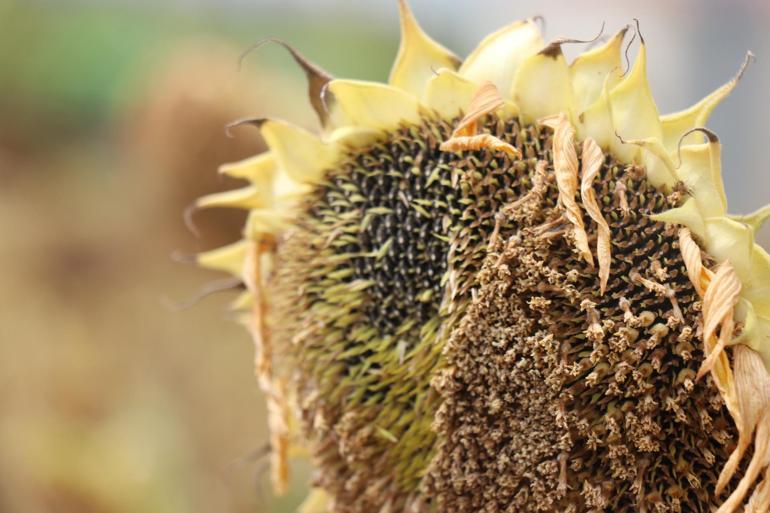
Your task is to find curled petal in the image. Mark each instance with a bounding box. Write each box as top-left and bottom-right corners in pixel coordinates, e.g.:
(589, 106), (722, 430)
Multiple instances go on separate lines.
(717, 345), (770, 513)
(678, 228), (711, 296)
(450, 81), (505, 137)
(698, 262), (741, 379)
(440, 134), (521, 158)
(702, 263), (742, 345)
(540, 113), (593, 265)
(580, 137), (611, 294)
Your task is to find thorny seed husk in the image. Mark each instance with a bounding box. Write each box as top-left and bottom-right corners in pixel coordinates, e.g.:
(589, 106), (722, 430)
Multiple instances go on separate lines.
(268, 113), (742, 513)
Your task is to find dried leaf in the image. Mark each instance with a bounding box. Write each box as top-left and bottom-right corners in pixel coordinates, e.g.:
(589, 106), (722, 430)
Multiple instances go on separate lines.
(539, 113), (593, 265)
(580, 137), (611, 294)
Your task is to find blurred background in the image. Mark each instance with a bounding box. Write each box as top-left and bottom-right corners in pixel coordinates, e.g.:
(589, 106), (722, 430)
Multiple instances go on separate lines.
(1, 1), (769, 512)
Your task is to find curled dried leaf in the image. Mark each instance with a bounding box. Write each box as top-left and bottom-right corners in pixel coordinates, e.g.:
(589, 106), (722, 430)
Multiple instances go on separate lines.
(451, 81), (505, 137)
(439, 134), (522, 158)
(580, 137), (612, 295)
(539, 113), (592, 265)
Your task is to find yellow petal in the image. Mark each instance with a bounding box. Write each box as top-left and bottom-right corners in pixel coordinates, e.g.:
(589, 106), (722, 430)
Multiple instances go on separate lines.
(570, 28), (627, 115)
(324, 125), (383, 149)
(675, 136), (727, 219)
(704, 218), (754, 284)
(260, 119), (336, 184)
(747, 245), (770, 318)
(458, 19), (543, 97)
(298, 488), (331, 513)
(196, 185), (264, 210)
(730, 204), (770, 233)
(197, 240), (249, 277)
(660, 52), (754, 153)
(423, 68), (479, 119)
(244, 208), (292, 239)
(218, 152), (276, 182)
(608, 44), (663, 168)
(652, 199), (706, 240)
(229, 290), (254, 311)
(389, 0), (460, 97)
(512, 43), (574, 124)
(325, 79), (423, 131)
(576, 74), (616, 149)
(618, 135), (678, 189)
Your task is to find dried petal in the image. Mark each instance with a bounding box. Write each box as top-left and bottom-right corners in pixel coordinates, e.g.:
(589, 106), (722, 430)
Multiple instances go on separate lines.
(717, 345), (770, 513)
(440, 133), (521, 158)
(450, 81), (505, 137)
(698, 262), (741, 379)
(580, 137), (612, 294)
(678, 228), (710, 296)
(244, 241), (290, 494)
(539, 113), (593, 265)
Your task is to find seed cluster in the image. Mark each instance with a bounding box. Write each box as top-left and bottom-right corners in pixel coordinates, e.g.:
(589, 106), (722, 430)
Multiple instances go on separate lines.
(268, 114), (739, 513)
(425, 152), (741, 512)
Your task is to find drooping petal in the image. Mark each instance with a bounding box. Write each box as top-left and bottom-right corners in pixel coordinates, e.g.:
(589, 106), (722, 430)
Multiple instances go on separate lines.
(512, 42), (574, 124)
(458, 19), (543, 97)
(389, 0), (460, 97)
(325, 79), (423, 131)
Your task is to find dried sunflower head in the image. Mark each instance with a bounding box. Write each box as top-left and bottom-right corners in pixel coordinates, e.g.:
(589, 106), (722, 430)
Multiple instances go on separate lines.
(196, 3), (770, 512)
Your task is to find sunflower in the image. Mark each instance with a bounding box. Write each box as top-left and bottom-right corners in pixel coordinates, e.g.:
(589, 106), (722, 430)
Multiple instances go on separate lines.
(195, 2), (770, 512)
